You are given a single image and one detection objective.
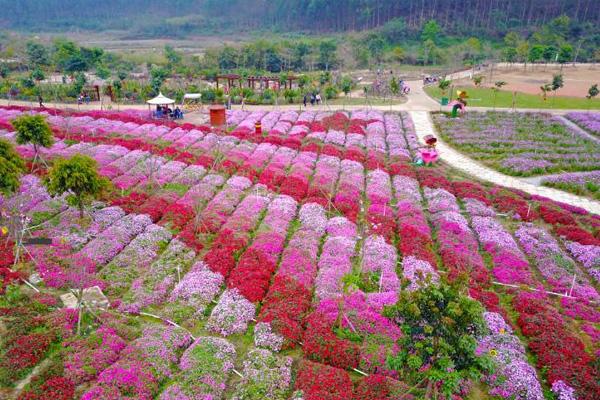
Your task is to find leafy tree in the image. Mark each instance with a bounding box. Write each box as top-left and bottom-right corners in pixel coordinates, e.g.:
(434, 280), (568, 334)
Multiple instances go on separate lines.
(218, 46), (238, 70)
(164, 45), (182, 70)
(542, 45), (557, 63)
(318, 40), (337, 71)
(11, 114), (54, 164)
(365, 34), (386, 64)
(292, 41), (310, 70)
(551, 73), (564, 107)
(557, 44), (573, 66)
(117, 70), (128, 81)
(472, 75), (483, 87)
(30, 68), (45, 82)
(384, 280), (491, 399)
(587, 84), (599, 111)
(540, 83), (552, 101)
(72, 71), (87, 97)
(438, 78), (451, 98)
(0, 63), (8, 79)
(503, 32), (521, 48)
(391, 46), (405, 62)
(421, 19), (441, 44)
(0, 139), (25, 195)
(95, 65), (111, 80)
(44, 154), (109, 218)
(26, 41), (49, 67)
(516, 41), (530, 69)
(587, 84), (599, 100)
(528, 44), (544, 64)
(340, 76), (353, 97)
(390, 76), (399, 97)
(150, 66), (169, 95)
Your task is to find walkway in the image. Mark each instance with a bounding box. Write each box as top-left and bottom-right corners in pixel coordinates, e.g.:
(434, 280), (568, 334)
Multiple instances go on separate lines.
(409, 111), (600, 215)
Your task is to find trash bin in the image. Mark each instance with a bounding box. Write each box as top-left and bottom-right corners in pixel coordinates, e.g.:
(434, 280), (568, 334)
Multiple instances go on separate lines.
(441, 97), (449, 106)
(209, 105), (226, 127)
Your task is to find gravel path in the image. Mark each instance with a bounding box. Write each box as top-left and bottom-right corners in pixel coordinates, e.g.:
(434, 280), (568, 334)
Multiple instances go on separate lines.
(410, 110), (600, 215)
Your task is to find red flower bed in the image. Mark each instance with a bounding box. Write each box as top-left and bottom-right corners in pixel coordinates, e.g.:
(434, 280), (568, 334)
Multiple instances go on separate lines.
(159, 203), (194, 232)
(513, 292), (600, 400)
(416, 169), (453, 193)
(110, 192), (149, 214)
(176, 223), (204, 253)
(388, 162), (416, 178)
(364, 150), (386, 170)
(344, 146), (366, 164)
(2, 333), (54, 372)
(302, 311), (360, 370)
(452, 181), (490, 205)
(555, 225), (600, 246)
(137, 196), (173, 222)
(295, 360), (353, 400)
(258, 275), (311, 348)
(490, 189), (538, 221)
(301, 142), (322, 154)
(539, 204), (577, 226)
(322, 144), (344, 159)
(18, 377), (75, 400)
(279, 176), (309, 201)
(204, 232), (247, 277)
(353, 375), (412, 400)
(228, 248), (277, 302)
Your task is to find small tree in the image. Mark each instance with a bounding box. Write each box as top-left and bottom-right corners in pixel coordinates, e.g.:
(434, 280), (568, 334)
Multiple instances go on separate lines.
(44, 154), (109, 218)
(0, 139), (25, 195)
(438, 78), (451, 110)
(472, 75), (483, 87)
(340, 76), (353, 97)
(384, 279), (492, 399)
(587, 84), (599, 111)
(390, 77), (400, 97)
(11, 114), (54, 170)
(551, 74), (564, 108)
(492, 81), (507, 110)
(540, 83), (552, 102)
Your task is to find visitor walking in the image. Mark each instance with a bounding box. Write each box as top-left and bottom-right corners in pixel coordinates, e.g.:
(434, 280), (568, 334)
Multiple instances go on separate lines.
(38, 95), (44, 108)
(303, 94), (307, 107)
(310, 94), (316, 106)
(315, 93), (322, 105)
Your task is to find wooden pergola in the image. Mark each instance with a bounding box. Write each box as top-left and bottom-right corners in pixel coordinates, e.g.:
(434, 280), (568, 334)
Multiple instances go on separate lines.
(215, 74), (300, 91)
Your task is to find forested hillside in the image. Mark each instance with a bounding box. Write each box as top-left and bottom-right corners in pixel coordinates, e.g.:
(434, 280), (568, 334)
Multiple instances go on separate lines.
(1, 0), (599, 39)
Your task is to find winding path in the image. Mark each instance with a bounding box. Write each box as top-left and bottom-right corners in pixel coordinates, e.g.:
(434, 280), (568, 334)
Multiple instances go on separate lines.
(409, 110), (600, 215)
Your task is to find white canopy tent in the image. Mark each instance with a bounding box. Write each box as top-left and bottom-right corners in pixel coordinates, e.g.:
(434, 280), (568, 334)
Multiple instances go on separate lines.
(147, 92), (176, 119)
(182, 93), (202, 112)
(147, 92), (175, 105)
(183, 93), (201, 100)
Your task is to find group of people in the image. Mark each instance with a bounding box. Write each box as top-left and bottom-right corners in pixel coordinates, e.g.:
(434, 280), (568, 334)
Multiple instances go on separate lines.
(303, 93), (322, 107)
(77, 92), (91, 105)
(155, 105), (184, 120)
(423, 75), (439, 85)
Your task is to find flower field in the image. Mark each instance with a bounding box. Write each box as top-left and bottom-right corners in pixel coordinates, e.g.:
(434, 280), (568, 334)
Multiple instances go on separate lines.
(1, 105), (600, 399)
(542, 171), (600, 201)
(566, 112), (600, 137)
(433, 111), (600, 176)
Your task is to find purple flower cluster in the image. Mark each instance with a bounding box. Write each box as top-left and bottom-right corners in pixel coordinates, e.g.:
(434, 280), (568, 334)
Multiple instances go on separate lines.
(564, 241), (600, 283)
(515, 223), (599, 301)
(207, 288), (256, 336)
(100, 224), (172, 293)
(402, 256), (439, 291)
(119, 239), (195, 313)
(254, 322), (285, 352)
(566, 112), (600, 136)
(160, 336), (236, 400)
(168, 261), (224, 317)
(551, 380), (577, 400)
(477, 312), (544, 400)
(315, 220), (357, 300)
(232, 349), (293, 399)
(361, 235), (399, 293)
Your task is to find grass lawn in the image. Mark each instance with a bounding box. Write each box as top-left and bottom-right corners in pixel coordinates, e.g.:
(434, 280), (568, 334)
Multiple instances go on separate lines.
(424, 85), (600, 110)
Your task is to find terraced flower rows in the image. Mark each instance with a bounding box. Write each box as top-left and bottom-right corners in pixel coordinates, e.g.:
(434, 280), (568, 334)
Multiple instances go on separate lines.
(1, 106), (600, 400)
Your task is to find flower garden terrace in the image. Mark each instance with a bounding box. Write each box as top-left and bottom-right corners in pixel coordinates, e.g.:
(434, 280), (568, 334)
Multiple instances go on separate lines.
(1, 106), (600, 399)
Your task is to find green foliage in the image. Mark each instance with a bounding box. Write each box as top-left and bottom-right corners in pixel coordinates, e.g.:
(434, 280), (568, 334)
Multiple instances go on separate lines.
(438, 79), (451, 94)
(95, 65), (111, 80)
(26, 41), (49, 67)
(44, 154), (109, 217)
(30, 68), (46, 82)
(421, 19), (441, 44)
(340, 76), (353, 96)
(0, 139), (24, 195)
(11, 114), (54, 153)
(390, 76), (400, 96)
(557, 44), (573, 64)
(318, 40), (337, 70)
(587, 84), (599, 100)
(551, 74), (564, 91)
(384, 280), (492, 398)
(472, 76), (483, 87)
(150, 66), (169, 95)
(323, 85), (338, 100)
